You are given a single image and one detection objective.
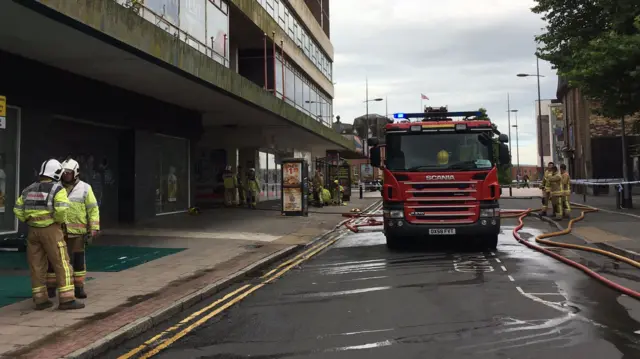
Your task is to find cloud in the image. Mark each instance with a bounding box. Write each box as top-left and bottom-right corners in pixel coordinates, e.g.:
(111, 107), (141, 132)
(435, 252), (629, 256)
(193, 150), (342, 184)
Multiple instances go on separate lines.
(330, 0), (557, 167)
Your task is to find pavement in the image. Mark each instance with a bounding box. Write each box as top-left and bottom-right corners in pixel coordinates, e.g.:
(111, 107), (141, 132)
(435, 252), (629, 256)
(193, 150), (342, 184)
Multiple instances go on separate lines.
(0, 193), (380, 358)
(98, 205), (640, 359)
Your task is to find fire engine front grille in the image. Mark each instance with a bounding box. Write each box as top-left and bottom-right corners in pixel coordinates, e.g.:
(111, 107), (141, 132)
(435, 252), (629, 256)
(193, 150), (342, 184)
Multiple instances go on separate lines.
(403, 181), (478, 223)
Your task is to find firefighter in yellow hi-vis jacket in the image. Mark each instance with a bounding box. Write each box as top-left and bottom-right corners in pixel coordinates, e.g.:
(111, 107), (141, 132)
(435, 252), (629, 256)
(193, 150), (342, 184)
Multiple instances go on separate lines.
(437, 150), (449, 165)
(46, 159), (100, 299)
(14, 159), (84, 310)
(246, 168), (260, 209)
(545, 165), (563, 220)
(540, 162), (554, 215)
(560, 164), (571, 218)
(222, 165), (237, 207)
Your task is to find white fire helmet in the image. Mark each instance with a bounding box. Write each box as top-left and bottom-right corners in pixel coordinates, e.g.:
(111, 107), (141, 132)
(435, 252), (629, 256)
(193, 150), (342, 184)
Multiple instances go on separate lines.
(39, 159), (63, 181)
(61, 158), (80, 179)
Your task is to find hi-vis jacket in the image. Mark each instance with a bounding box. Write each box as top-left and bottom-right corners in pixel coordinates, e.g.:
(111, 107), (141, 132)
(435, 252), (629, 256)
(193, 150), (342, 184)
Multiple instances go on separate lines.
(545, 172), (563, 197)
(222, 171), (237, 189)
(541, 170), (552, 192)
(14, 180), (70, 227)
(64, 180), (100, 235)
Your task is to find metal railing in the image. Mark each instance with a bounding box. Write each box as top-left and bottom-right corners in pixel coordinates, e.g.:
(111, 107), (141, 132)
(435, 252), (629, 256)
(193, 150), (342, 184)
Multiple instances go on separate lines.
(117, 0), (229, 67)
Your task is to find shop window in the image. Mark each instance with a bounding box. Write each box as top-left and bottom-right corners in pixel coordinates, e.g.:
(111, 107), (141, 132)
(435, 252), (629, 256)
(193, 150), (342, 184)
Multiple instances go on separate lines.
(267, 153), (277, 200)
(275, 58), (284, 97)
(0, 107), (20, 233)
(294, 75), (303, 110)
(155, 135), (190, 214)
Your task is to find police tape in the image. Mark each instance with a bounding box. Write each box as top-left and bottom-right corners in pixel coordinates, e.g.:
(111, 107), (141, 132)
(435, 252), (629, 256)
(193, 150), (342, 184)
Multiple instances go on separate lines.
(570, 179), (640, 186)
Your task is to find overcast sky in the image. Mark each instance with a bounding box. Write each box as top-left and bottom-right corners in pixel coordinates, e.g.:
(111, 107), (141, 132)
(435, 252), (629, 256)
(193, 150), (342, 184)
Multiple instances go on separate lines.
(330, 0), (557, 166)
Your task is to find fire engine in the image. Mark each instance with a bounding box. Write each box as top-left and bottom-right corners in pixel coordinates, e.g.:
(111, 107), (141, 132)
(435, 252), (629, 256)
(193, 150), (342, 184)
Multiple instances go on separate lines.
(368, 106), (510, 249)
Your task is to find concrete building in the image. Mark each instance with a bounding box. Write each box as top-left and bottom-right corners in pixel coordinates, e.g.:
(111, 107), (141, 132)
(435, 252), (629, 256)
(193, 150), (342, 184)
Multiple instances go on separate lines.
(534, 99), (564, 168)
(0, 0), (354, 237)
(557, 77), (640, 182)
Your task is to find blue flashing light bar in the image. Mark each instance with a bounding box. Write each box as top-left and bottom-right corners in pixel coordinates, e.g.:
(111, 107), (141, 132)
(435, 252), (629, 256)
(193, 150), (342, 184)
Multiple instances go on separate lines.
(394, 111), (483, 119)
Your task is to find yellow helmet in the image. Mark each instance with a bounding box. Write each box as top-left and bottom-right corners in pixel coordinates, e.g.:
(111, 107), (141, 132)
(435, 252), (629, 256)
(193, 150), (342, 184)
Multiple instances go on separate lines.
(437, 150), (449, 165)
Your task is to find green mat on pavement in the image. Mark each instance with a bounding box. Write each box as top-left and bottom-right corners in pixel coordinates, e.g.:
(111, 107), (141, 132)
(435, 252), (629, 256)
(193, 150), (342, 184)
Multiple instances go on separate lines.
(0, 245), (185, 272)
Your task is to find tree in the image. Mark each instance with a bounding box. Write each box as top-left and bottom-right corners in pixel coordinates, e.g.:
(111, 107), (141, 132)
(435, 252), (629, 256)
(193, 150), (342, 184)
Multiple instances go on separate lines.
(477, 108), (489, 120)
(532, 1), (640, 118)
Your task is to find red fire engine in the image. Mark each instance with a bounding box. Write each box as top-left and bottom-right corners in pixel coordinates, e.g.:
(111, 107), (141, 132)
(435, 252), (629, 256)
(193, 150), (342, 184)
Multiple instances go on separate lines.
(368, 106), (510, 249)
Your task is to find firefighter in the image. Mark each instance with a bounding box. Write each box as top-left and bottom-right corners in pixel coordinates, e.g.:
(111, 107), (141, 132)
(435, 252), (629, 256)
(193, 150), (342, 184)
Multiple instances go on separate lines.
(560, 164), (571, 218)
(14, 159), (84, 310)
(332, 179), (342, 206)
(540, 162), (554, 215)
(437, 150), (449, 165)
(222, 165), (237, 207)
(237, 165), (246, 206)
(312, 168), (324, 207)
(246, 168), (260, 209)
(46, 159), (99, 299)
(546, 165), (563, 220)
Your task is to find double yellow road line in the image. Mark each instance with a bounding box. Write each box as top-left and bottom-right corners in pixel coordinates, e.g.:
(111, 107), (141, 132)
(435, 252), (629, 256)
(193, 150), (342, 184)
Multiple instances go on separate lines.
(118, 232), (343, 359)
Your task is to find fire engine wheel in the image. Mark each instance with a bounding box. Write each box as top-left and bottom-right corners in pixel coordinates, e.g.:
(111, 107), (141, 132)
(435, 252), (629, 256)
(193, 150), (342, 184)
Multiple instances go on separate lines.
(385, 235), (403, 250)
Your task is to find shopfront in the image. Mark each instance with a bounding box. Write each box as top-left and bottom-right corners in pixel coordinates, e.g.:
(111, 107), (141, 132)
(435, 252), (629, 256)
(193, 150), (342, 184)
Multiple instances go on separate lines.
(0, 106), (20, 235)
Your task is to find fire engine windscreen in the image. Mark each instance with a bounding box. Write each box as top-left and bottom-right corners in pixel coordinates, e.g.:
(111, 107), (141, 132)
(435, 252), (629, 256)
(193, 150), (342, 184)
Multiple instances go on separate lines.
(385, 132), (494, 171)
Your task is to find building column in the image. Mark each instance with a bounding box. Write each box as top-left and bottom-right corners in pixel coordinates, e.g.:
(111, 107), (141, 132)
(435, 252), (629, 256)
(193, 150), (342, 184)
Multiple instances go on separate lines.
(226, 147), (239, 172)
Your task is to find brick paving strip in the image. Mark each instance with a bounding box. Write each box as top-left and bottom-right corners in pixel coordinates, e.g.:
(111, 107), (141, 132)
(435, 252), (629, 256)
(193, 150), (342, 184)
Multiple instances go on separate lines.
(0, 197), (381, 359)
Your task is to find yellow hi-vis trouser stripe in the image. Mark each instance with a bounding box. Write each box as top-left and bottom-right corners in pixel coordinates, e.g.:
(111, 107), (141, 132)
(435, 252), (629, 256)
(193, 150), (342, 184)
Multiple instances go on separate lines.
(57, 241), (74, 292)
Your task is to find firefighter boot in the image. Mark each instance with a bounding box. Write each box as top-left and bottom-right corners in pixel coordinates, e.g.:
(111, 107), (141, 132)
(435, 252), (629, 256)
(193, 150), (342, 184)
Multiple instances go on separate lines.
(58, 300), (85, 310)
(35, 300), (54, 311)
(75, 286), (87, 299)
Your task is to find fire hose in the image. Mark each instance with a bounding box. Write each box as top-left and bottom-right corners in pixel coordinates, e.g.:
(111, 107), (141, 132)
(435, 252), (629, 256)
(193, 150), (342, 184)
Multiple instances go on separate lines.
(339, 203), (640, 300)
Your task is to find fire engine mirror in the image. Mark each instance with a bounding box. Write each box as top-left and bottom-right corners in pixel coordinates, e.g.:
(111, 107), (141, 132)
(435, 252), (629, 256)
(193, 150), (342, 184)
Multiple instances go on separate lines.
(367, 137), (379, 146)
(370, 147), (382, 167)
(498, 134), (509, 143)
(498, 144), (511, 165)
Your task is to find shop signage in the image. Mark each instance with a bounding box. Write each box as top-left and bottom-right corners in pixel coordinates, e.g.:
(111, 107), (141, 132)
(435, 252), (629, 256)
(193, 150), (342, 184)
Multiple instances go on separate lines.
(0, 95), (6, 129)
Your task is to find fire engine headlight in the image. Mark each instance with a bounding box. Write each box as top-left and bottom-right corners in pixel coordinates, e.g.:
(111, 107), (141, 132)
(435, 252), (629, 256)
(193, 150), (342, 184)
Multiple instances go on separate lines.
(455, 123), (467, 131)
(410, 125), (422, 132)
(479, 208), (496, 218)
(383, 210), (404, 218)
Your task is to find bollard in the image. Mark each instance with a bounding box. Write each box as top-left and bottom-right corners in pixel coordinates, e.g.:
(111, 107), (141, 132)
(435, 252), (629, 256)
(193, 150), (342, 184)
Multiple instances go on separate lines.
(359, 185), (363, 199)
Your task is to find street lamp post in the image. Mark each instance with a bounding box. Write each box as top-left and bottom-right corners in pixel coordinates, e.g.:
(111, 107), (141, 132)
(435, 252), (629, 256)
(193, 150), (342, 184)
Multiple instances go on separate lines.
(517, 56), (546, 181)
(510, 109), (520, 186)
(364, 77), (383, 159)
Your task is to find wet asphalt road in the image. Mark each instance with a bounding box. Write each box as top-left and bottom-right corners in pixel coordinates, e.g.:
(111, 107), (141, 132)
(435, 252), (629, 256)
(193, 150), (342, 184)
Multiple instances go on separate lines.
(103, 217), (640, 359)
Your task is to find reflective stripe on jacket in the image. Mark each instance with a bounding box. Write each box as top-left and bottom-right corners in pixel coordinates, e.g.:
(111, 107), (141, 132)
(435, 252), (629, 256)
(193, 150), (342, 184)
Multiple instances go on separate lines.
(65, 180), (100, 234)
(14, 181), (69, 227)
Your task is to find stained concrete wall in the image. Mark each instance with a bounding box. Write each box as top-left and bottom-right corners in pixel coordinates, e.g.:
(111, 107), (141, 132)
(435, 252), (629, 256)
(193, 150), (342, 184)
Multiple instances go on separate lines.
(31, 0), (349, 150)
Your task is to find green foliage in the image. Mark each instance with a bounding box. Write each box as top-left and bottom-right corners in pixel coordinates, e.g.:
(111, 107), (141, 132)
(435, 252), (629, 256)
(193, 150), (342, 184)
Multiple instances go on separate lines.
(498, 166), (512, 185)
(477, 108), (489, 120)
(532, 1), (640, 118)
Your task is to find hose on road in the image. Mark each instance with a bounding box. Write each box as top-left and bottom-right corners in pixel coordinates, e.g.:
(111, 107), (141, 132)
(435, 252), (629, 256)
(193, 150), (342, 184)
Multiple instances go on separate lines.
(508, 205), (640, 300)
(338, 201), (640, 300)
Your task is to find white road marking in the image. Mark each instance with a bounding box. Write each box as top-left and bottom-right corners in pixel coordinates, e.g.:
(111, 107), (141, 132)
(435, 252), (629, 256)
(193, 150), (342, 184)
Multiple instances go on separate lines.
(508, 275), (515, 282)
(501, 265), (507, 272)
(495, 258), (502, 263)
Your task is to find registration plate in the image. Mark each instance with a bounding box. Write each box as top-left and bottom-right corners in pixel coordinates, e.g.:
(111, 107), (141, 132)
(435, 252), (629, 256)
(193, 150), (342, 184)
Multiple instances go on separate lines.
(429, 228), (456, 235)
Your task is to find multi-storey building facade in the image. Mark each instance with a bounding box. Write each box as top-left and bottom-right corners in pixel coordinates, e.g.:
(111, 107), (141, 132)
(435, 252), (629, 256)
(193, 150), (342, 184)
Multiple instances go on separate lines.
(0, 0), (352, 237)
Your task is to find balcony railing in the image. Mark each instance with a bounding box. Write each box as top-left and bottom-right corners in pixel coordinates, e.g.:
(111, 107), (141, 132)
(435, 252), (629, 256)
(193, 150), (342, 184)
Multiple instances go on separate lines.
(116, 0), (228, 67)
